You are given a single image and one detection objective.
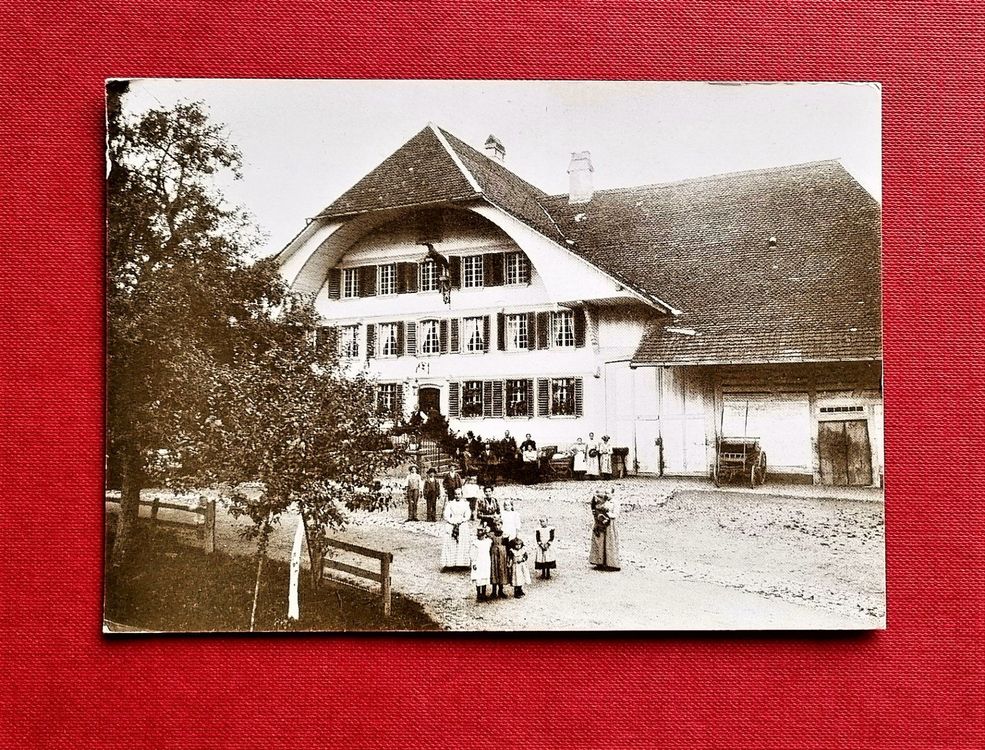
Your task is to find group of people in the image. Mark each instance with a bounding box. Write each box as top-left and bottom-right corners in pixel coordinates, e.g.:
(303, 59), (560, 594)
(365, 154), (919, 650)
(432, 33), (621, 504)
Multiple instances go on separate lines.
(455, 430), (618, 486)
(404, 458), (620, 604)
(568, 432), (615, 480)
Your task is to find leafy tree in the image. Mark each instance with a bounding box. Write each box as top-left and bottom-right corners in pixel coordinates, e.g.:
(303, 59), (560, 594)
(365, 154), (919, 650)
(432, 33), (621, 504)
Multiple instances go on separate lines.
(106, 88), (399, 587)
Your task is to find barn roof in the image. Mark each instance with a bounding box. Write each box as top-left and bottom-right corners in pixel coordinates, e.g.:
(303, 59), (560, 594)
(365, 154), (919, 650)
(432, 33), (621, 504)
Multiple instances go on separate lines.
(311, 126), (882, 365)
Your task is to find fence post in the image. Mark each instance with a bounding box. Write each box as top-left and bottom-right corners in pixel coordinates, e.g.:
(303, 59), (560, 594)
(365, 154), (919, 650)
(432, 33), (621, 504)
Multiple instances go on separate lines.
(381, 553), (392, 618)
(150, 496), (160, 521)
(204, 498), (216, 554)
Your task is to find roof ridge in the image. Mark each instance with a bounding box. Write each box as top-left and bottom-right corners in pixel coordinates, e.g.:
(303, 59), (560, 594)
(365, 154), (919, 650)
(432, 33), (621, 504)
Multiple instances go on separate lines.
(435, 124), (548, 198)
(545, 159), (847, 200)
(428, 122), (482, 193)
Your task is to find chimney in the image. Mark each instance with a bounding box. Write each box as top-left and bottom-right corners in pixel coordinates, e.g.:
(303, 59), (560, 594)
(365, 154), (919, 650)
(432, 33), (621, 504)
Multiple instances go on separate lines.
(568, 151), (594, 204)
(484, 134), (505, 162)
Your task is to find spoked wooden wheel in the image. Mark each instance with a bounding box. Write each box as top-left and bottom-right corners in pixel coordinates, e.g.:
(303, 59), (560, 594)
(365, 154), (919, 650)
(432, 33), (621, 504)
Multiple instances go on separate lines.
(749, 465), (759, 489)
(760, 453), (768, 485)
(712, 465), (721, 487)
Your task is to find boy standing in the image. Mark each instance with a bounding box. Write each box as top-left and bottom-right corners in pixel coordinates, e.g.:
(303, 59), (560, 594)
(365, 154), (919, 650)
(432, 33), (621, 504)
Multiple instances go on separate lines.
(423, 468), (442, 522)
(404, 465), (422, 521)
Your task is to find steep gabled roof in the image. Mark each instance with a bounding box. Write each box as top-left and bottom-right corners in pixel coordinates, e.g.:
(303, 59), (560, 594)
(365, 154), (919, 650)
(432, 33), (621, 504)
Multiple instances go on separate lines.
(316, 125), (481, 218)
(538, 161), (881, 365)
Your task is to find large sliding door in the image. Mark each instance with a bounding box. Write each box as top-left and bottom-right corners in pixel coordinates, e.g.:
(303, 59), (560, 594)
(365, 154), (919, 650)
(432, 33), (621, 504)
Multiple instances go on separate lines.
(818, 419), (873, 486)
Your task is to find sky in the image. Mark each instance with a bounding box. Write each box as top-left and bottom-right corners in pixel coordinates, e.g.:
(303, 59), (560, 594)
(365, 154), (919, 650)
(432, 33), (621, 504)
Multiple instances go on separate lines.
(121, 79), (881, 258)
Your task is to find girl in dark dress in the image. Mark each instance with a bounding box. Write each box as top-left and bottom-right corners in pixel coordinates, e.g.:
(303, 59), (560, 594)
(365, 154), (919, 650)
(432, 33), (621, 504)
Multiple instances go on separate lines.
(488, 524), (510, 598)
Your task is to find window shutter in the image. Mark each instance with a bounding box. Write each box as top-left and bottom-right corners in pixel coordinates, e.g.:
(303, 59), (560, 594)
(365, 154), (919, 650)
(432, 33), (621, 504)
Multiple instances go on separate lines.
(439, 319), (449, 353)
(537, 378), (550, 417)
(526, 312), (536, 351)
(449, 256), (461, 289)
(497, 312), (506, 351)
(360, 265), (377, 297)
(327, 268), (342, 300)
(482, 316), (491, 352)
(394, 383), (404, 418)
(450, 318), (460, 353)
(484, 252), (505, 286)
(526, 379), (535, 416)
(574, 307), (587, 348)
(397, 262), (417, 294)
(536, 312), (550, 350)
(448, 382), (460, 418)
(482, 381), (493, 418)
(365, 323), (376, 360)
(405, 321), (417, 356)
(492, 380), (504, 418)
(574, 377), (583, 416)
(396, 322), (405, 357)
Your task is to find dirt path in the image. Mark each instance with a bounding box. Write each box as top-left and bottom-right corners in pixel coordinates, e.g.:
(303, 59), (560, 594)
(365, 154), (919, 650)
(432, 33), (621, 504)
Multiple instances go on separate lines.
(158, 478), (884, 631)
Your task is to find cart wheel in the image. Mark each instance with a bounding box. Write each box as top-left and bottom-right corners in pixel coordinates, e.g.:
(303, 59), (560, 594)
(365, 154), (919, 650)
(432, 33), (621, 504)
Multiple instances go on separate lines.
(712, 465), (721, 488)
(749, 465), (758, 489)
(760, 453), (767, 484)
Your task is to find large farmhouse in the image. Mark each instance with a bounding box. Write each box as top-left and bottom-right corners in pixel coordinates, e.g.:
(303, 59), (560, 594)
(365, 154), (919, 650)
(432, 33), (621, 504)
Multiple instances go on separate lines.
(276, 124), (883, 486)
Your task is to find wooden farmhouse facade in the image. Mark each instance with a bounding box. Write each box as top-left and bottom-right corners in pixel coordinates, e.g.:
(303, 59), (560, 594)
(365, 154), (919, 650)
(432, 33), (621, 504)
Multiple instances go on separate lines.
(277, 124), (883, 486)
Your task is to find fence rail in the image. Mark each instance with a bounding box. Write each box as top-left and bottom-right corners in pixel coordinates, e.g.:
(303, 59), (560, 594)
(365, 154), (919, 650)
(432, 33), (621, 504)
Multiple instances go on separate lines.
(105, 493), (217, 554)
(322, 537), (393, 617)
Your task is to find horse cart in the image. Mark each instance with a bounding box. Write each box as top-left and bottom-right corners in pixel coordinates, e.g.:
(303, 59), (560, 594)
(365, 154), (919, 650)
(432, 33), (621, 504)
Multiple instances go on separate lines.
(712, 437), (767, 488)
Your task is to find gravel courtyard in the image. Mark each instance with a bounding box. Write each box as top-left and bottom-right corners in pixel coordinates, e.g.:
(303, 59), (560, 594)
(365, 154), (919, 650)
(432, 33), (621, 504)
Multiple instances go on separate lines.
(191, 477), (886, 631)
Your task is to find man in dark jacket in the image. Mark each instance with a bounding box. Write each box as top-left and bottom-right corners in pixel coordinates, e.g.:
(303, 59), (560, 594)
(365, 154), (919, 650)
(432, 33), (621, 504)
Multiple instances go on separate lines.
(423, 468), (442, 522)
(442, 465), (464, 509)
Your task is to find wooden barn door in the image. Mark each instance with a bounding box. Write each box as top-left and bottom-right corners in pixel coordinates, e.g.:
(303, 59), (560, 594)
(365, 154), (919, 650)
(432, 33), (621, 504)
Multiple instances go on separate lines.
(818, 420), (873, 486)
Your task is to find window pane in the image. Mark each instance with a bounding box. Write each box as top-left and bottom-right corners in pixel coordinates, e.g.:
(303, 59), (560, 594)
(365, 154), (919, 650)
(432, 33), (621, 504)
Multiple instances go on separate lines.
(378, 264), (396, 295)
(343, 269), (359, 298)
(463, 255), (484, 288)
(551, 377), (574, 415)
(505, 252), (530, 285)
(380, 323), (398, 356)
(341, 325), (360, 358)
(462, 380), (483, 417)
(506, 379), (529, 417)
(420, 260), (438, 292)
(506, 313), (528, 350)
(552, 311), (574, 347)
(464, 316), (484, 352)
(421, 320), (440, 354)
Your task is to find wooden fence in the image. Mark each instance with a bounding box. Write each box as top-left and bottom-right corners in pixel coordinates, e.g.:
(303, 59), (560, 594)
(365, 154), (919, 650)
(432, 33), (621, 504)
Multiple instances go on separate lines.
(105, 493), (217, 554)
(322, 537), (393, 617)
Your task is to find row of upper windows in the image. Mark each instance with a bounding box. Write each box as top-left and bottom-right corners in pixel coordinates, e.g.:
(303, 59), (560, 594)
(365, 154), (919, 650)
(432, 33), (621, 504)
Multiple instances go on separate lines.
(328, 251), (531, 300)
(376, 377), (584, 419)
(319, 309), (587, 360)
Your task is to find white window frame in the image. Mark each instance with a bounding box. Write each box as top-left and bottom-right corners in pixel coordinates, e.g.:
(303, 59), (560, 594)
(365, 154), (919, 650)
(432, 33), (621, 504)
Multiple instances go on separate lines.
(419, 259), (439, 293)
(463, 316), (485, 353)
(377, 263), (397, 296)
(420, 319), (441, 356)
(462, 255), (484, 288)
(379, 322), (399, 358)
(340, 324), (360, 359)
(506, 379), (530, 418)
(550, 377), (576, 416)
(461, 380), (483, 418)
(551, 310), (575, 348)
(342, 268), (360, 299)
(505, 313), (529, 351)
(505, 251), (530, 285)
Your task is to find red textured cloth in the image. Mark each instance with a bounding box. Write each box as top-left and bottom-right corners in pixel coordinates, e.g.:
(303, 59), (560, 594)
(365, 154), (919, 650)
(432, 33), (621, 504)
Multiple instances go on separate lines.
(1, 2), (982, 748)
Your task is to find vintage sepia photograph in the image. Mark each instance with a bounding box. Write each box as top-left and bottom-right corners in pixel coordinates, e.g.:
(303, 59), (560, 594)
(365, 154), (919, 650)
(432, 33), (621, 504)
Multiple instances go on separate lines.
(104, 79), (884, 632)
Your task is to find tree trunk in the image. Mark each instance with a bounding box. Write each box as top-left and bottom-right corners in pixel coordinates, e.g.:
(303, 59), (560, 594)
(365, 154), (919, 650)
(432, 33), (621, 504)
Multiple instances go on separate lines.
(299, 505), (324, 589)
(249, 521), (271, 632)
(111, 448), (143, 567)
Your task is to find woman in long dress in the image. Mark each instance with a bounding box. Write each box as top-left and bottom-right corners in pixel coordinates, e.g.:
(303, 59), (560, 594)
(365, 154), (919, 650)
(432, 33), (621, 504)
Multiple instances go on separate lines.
(534, 517), (557, 579)
(441, 490), (472, 570)
(470, 527), (492, 601)
(570, 437), (588, 479)
(586, 432), (601, 478)
(598, 435), (614, 478)
(588, 492), (621, 570)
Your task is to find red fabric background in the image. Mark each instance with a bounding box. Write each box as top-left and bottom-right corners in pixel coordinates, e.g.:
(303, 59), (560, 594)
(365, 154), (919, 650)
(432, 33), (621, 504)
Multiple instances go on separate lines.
(1, 2), (982, 748)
